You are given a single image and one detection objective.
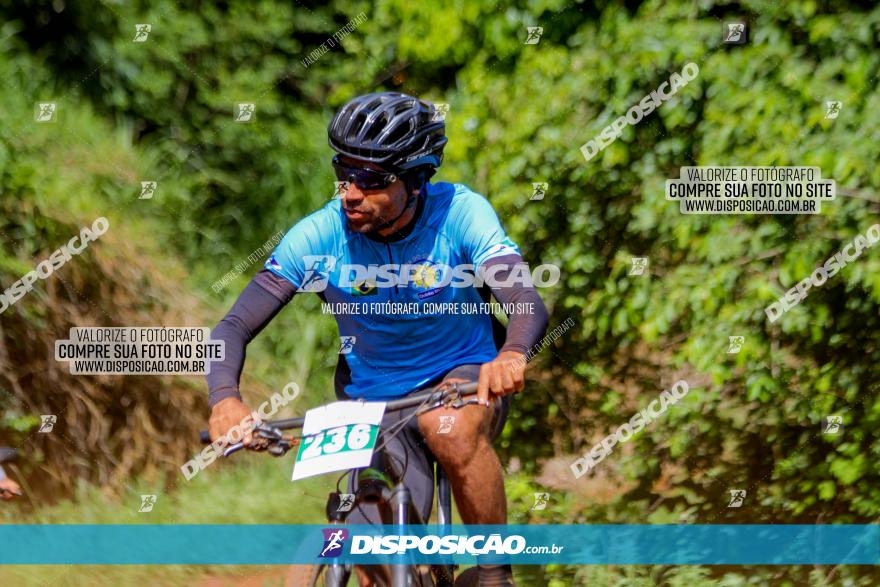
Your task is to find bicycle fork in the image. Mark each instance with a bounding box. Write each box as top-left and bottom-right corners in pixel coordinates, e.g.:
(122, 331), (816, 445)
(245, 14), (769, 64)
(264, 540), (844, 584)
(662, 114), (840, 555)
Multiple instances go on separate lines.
(324, 466), (455, 587)
(389, 483), (412, 587)
(323, 472), (359, 587)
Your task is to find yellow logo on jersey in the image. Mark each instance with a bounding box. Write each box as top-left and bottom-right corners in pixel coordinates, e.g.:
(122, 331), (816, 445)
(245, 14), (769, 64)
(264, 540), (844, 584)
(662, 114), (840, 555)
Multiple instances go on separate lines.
(411, 263), (441, 288)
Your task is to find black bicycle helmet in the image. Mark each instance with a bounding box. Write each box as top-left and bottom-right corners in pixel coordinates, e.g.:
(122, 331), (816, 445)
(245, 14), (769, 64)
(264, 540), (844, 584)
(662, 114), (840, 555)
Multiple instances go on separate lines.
(328, 92), (447, 174)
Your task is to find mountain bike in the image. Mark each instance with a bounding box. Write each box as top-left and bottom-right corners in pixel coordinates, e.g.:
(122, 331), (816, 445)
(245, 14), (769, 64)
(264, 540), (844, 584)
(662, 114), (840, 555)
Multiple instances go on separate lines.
(200, 381), (485, 587)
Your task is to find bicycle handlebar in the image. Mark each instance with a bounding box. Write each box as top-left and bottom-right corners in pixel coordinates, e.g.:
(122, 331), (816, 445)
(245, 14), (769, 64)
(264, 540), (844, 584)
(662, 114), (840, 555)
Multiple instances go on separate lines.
(199, 381), (480, 446)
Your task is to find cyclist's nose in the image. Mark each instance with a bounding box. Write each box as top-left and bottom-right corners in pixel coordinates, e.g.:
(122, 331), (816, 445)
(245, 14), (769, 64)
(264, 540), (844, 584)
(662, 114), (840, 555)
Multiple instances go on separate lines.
(343, 184), (366, 205)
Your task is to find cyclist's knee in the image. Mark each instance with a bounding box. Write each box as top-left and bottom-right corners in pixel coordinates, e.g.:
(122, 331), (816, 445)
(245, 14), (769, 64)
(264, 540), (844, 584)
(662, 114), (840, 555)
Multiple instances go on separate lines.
(418, 404), (491, 470)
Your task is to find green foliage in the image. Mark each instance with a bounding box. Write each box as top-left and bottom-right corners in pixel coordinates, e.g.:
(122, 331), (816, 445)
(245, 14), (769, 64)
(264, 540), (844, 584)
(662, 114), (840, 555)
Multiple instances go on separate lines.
(2, 0), (880, 584)
(457, 0), (880, 528)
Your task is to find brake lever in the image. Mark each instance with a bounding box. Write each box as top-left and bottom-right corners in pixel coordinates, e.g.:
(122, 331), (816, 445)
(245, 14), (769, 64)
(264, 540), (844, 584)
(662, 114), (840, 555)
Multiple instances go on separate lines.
(220, 425), (273, 457)
(420, 383), (483, 412)
(447, 397), (483, 409)
(253, 424), (283, 441)
(269, 441), (292, 456)
(222, 425), (298, 458)
(222, 442), (246, 457)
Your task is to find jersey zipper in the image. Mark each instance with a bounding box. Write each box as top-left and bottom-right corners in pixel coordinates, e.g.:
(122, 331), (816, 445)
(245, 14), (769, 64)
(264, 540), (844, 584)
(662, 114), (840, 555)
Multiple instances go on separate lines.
(385, 242), (398, 295)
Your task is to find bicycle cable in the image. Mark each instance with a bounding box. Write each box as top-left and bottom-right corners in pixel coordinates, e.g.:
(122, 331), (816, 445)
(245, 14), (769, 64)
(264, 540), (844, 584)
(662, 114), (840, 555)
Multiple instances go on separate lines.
(349, 384), (458, 528)
(370, 387), (441, 456)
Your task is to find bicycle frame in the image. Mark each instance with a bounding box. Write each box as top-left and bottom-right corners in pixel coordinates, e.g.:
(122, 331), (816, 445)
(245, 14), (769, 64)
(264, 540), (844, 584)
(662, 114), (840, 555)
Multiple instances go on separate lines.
(319, 386), (472, 587)
(200, 381), (480, 586)
(322, 448), (457, 586)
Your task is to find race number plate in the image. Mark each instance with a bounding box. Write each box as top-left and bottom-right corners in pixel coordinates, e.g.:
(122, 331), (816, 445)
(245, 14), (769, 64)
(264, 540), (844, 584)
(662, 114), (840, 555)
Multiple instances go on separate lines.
(291, 401), (386, 481)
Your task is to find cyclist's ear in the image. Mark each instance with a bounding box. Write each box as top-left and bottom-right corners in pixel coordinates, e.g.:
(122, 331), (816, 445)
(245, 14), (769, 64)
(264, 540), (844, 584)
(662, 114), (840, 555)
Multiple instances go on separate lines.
(400, 165), (434, 195)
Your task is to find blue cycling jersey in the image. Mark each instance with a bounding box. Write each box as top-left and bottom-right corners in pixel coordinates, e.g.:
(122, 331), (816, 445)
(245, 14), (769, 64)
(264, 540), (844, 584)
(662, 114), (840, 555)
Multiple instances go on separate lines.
(264, 181), (520, 399)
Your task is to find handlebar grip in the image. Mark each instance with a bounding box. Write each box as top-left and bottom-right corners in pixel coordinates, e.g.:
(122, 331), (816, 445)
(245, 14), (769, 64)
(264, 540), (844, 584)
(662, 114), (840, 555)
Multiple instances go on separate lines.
(199, 431), (210, 444)
(456, 381), (479, 394)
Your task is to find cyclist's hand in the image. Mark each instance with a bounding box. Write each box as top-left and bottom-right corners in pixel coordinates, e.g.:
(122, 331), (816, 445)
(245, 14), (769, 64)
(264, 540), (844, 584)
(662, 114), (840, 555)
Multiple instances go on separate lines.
(209, 397), (257, 446)
(478, 350), (527, 406)
(0, 478), (21, 501)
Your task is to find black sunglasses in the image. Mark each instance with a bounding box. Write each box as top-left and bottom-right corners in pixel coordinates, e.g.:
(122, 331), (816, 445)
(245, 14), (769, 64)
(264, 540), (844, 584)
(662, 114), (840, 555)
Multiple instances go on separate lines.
(332, 156), (398, 190)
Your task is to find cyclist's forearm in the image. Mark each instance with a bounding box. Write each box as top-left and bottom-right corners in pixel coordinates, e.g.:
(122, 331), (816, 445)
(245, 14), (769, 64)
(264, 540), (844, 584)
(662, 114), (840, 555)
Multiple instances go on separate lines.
(484, 255), (550, 357)
(206, 270), (296, 406)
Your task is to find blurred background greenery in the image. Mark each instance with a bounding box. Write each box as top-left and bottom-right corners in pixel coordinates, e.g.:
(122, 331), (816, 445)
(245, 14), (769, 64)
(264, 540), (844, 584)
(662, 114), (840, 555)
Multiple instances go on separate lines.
(1, 0), (879, 585)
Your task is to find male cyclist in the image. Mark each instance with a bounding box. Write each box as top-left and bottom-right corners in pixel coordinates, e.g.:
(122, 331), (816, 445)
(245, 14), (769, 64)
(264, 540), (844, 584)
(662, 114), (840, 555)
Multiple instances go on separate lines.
(207, 92), (549, 586)
(0, 449), (22, 501)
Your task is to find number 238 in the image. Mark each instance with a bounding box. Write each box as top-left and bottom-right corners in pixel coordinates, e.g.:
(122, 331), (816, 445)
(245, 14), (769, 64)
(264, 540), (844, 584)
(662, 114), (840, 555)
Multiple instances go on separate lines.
(300, 424), (373, 460)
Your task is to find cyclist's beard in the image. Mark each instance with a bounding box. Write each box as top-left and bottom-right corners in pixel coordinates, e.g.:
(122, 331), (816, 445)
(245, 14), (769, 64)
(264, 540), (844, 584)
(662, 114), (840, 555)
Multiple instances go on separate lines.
(344, 197), (407, 234)
(342, 208), (376, 233)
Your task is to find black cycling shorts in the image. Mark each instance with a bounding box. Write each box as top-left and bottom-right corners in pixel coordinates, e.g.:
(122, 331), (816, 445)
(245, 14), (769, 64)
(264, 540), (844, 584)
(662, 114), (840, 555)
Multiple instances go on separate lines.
(343, 363), (510, 525)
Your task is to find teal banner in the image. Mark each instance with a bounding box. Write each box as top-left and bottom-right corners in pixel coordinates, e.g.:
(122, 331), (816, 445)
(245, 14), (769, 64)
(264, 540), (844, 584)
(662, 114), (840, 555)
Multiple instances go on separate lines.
(0, 524), (877, 565)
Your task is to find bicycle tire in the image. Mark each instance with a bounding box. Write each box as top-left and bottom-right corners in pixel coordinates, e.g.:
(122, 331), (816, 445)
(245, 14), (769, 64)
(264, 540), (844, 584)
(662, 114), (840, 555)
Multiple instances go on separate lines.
(452, 567), (479, 587)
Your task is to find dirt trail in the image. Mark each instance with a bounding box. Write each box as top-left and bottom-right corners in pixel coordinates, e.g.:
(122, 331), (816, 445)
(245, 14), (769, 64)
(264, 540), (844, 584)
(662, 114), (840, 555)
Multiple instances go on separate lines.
(197, 567), (290, 587)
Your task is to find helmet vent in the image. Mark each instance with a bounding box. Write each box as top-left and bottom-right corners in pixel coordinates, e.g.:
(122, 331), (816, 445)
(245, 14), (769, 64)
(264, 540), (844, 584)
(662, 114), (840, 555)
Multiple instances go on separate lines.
(364, 114), (389, 143)
(385, 123), (409, 147)
(328, 91), (447, 170)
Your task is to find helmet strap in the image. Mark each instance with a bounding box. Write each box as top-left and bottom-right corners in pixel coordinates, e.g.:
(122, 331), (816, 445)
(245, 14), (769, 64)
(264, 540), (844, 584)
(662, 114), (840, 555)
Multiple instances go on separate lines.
(370, 178), (421, 234)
